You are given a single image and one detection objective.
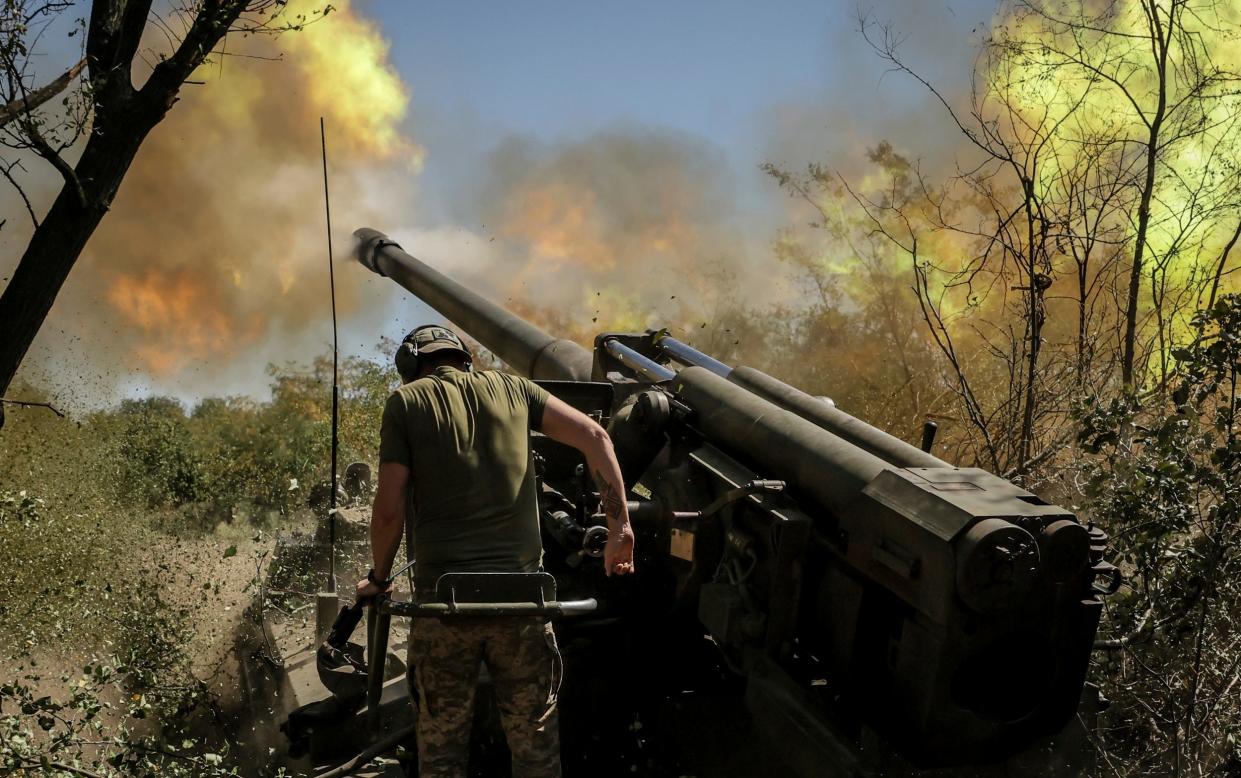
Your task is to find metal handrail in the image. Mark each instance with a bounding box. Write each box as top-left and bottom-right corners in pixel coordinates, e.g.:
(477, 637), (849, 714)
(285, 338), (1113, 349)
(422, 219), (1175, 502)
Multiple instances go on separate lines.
(380, 597), (599, 618)
(363, 592), (597, 732)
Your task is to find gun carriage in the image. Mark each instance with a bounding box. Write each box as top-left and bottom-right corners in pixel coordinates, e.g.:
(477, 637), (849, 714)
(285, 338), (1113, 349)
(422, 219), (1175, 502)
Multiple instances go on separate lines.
(262, 228), (1117, 777)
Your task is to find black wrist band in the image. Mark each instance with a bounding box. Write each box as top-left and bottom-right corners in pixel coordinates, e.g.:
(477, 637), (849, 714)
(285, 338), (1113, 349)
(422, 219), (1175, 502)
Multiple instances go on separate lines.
(367, 568), (386, 586)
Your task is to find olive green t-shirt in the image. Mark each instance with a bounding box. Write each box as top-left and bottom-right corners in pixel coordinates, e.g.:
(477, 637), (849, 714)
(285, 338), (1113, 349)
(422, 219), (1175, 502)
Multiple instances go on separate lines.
(378, 367), (550, 597)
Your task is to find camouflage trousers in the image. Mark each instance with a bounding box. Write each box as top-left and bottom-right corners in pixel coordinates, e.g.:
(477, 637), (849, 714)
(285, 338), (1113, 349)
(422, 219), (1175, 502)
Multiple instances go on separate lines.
(408, 616), (562, 778)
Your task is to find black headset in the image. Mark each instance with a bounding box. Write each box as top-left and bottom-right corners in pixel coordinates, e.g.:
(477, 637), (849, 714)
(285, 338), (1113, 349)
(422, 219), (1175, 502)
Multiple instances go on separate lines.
(395, 325), (473, 383)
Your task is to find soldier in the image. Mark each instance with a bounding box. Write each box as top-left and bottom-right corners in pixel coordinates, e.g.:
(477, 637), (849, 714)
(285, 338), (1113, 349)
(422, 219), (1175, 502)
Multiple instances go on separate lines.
(356, 324), (635, 778)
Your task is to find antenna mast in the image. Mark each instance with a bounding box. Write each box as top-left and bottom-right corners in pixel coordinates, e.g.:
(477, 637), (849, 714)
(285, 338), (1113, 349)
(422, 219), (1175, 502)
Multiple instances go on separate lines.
(321, 117), (340, 593)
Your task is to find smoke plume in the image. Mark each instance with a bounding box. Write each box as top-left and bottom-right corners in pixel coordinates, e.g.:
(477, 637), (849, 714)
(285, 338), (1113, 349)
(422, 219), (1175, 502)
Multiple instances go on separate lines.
(438, 130), (782, 346)
(30, 0), (421, 396)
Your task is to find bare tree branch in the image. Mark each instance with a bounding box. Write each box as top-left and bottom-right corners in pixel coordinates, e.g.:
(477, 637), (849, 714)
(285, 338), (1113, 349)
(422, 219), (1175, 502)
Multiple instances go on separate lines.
(0, 56), (85, 128)
(0, 397), (65, 416)
(0, 157), (39, 227)
(1205, 216), (1241, 310)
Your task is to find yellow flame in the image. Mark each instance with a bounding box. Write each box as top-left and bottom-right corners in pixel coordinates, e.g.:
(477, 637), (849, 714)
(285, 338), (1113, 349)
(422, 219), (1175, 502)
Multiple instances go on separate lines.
(505, 183), (615, 269)
(107, 271), (263, 376)
(185, 0), (420, 166)
(277, 0), (421, 166)
(995, 0), (1240, 273)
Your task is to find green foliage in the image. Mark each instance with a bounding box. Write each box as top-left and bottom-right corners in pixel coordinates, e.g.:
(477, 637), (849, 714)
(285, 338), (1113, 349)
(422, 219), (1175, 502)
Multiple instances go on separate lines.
(1077, 294), (1241, 775)
(0, 489), (260, 775)
(0, 638), (268, 777)
(191, 393), (326, 517)
(758, 153), (952, 456)
(0, 353), (399, 530)
(0, 487), (136, 652)
(0, 352), (399, 776)
(182, 354), (395, 520)
(118, 398), (201, 508)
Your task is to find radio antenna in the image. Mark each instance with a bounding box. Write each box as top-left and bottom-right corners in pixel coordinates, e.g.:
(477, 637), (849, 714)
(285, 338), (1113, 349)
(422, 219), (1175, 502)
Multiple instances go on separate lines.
(321, 116), (340, 594)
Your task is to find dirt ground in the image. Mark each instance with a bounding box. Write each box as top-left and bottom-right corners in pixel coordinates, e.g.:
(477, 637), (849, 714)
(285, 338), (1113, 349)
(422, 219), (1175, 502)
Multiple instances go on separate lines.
(0, 520), (290, 771)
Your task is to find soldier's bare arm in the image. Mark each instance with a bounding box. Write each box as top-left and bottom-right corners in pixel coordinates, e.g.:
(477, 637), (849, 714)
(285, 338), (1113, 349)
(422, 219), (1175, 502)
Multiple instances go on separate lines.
(356, 461), (409, 600)
(539, 395), (635, 576)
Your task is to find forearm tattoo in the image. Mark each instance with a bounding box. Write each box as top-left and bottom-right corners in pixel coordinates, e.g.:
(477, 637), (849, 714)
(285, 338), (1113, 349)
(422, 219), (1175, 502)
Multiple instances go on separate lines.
(594, 469), (625, 523)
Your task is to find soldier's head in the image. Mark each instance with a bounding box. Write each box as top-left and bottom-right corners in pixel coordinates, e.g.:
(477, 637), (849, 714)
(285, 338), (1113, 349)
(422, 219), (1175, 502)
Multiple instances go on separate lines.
(395, 324), (473, 383)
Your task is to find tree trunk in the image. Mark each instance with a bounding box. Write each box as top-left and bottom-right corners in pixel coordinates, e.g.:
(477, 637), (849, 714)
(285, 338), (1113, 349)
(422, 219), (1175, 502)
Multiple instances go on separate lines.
(1121, 132), (1161, 389)
(0, 116), (158, 400)
(1120, 3), (1171, 390)
(1076, 255), (1088, 385)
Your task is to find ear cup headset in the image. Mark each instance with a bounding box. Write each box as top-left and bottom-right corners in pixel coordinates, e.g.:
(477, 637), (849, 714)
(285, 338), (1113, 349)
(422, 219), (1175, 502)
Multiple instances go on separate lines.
(395, 325), (474, 383)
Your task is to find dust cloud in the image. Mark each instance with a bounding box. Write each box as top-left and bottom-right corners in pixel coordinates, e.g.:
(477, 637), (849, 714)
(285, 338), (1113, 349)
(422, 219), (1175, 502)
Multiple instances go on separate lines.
(437, 130), (784, 346)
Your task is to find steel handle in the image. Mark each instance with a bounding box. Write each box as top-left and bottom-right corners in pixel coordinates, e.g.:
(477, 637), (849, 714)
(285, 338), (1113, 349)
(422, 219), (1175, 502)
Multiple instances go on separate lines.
(377, 597), (598, 618)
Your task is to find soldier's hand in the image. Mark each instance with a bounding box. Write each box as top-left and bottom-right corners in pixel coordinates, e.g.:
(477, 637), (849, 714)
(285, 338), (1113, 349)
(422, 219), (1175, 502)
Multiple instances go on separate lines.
(604, 525), (636, 576)
(355, 577), (394, 605)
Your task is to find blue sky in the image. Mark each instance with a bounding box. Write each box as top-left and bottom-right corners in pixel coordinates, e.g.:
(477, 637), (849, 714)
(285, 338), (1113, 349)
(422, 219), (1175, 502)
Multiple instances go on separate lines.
(365, 0), (999, 222)
(6, 0), (1001, 228)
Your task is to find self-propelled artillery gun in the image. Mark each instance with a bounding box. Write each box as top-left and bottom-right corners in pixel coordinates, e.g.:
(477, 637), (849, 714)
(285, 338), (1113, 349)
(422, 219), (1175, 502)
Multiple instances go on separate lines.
(249, 227), (1117, 777)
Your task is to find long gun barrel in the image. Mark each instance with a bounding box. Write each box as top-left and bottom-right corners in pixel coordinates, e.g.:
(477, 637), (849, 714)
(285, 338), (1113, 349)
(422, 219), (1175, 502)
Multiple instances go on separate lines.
(671, 366), (888, 515)
(657, 335), (950, 469)
(354, 228), (593, 381)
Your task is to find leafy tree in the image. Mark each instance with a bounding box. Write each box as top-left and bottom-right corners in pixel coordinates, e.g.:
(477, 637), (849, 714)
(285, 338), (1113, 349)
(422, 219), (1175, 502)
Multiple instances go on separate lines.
(1079, 294), (1241, 775)
(0, 1), (85, 133)
(117, 396), (200, 507)
(1000, 0), (1241, 387)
